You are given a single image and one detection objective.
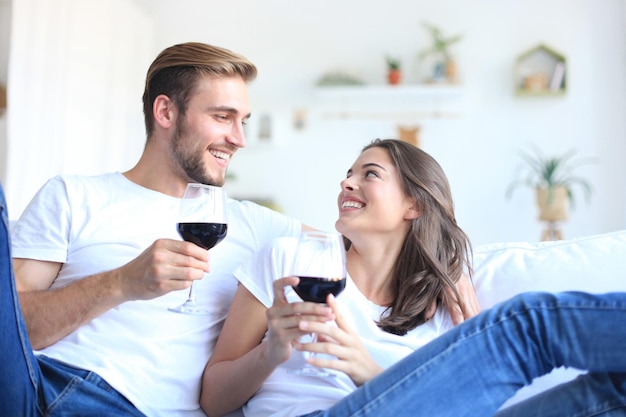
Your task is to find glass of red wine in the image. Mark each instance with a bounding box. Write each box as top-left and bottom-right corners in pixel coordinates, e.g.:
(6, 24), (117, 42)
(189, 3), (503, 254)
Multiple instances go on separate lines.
(289, 231), (347, 377)
(169, 183), (228, 315)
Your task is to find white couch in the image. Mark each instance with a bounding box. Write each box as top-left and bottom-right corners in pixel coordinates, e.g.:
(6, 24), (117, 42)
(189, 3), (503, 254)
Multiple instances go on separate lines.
(472, 229), (626, 407)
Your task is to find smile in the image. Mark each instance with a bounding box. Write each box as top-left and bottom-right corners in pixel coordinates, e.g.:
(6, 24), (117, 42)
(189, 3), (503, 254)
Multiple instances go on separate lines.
(342, 200), (364, 209)
(209, 150), (230, 161)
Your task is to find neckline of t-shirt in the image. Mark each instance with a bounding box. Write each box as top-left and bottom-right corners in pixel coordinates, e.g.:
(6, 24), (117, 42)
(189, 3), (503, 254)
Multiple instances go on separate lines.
(114, 172), (183, 203)
(345, 273), (388, 317)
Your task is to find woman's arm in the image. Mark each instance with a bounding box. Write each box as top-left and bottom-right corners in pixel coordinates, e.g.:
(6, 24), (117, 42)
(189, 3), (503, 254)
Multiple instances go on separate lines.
(201, 277), (333, 416)
(200, 285), (274, 417)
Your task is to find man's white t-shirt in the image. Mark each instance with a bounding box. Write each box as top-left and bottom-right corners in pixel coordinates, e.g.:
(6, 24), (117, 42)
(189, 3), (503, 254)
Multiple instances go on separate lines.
(234, 237), (454, 417)
(11, 173), (301, 417)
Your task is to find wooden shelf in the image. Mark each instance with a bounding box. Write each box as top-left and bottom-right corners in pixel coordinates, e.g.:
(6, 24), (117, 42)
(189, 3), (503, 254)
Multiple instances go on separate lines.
(515, 44), (567, 96)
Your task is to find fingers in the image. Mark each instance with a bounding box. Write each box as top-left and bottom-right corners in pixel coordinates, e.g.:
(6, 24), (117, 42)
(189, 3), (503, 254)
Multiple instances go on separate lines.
(455, 272), (481, 319)
(443, 272), (481, 325)
(272, 276), (300, 305)
(120, 239), (211, 300)
(443, 288), (464, 325)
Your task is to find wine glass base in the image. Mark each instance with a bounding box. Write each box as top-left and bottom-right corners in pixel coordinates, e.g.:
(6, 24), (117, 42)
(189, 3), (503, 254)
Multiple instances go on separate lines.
(168, 303), (214, 316)
(287, 366), (336, 378)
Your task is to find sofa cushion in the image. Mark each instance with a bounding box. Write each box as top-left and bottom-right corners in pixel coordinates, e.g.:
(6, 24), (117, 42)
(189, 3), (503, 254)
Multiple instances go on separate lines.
(473, 229), (626, 309)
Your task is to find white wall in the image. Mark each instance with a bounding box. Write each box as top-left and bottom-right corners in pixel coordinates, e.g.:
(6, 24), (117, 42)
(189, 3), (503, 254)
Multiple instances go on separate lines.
(4, 0), (155, 217)
(2, 0), (625, 246)
(150, 0), (626, 245)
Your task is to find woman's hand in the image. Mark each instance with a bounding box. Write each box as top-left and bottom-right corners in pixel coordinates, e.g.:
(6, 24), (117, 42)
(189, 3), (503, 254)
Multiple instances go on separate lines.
(266, 277), (335, 366)
(295, 294), (383, 386)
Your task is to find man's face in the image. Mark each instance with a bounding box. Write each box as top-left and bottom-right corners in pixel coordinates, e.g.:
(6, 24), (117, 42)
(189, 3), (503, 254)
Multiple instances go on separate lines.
(170, 76), (250, 186)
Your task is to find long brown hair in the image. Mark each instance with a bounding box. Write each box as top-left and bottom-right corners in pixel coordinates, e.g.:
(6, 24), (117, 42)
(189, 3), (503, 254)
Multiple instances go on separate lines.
(142, 42), (257, 138)
(349, 139), (473, 335)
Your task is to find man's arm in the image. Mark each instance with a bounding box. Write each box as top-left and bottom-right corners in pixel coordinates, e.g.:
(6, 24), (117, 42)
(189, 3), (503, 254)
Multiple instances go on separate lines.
(15, 258), (129, 350)
(15, 239), (211, 350)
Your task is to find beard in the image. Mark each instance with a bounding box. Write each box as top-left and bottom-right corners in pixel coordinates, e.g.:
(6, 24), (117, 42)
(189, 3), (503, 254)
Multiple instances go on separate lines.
(170, 116), (225, 187)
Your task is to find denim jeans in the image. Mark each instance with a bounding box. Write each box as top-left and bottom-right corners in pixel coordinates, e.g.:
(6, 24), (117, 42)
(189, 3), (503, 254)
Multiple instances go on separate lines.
(0, 185), (146, 417)
(303, 292), (626, 417)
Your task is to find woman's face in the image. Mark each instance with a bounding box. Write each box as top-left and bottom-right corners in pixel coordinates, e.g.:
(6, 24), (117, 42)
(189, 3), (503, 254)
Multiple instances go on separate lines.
(335, 147), (418, 241)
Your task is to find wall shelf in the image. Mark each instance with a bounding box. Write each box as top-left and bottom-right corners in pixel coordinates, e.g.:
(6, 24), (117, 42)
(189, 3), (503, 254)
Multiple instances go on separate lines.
(313, 84), (463, 120)
(515, 44), (567, 96)
(313, 84), (463, 99)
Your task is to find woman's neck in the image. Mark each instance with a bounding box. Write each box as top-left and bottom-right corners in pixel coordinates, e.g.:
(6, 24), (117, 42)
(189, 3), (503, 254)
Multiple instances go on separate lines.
(346, 236), (403, 306)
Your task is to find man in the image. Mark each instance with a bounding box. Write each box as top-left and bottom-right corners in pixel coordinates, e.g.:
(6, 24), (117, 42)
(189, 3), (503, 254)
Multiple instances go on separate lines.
(4, 42), (478, 417)
(6, 42), (303, 417)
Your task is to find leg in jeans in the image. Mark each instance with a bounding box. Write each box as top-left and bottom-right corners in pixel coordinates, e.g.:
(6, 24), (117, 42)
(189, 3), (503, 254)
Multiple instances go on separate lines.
(495, 373), (626, 417)
(305, 291), (626, 417)
(0, 185), (42, 415)
(0, 186), (146, 417)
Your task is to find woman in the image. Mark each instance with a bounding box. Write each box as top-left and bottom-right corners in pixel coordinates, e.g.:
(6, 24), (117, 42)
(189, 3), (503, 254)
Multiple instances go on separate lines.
(201, 139), (626, 417)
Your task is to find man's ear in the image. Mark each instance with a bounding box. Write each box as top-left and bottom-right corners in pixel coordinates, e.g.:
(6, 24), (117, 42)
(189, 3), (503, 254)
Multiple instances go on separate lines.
(153, 94), (176, 129)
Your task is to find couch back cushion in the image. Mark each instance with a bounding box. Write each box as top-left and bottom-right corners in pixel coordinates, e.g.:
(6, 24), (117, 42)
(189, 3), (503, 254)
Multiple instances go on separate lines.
(472, 229), (626, 310)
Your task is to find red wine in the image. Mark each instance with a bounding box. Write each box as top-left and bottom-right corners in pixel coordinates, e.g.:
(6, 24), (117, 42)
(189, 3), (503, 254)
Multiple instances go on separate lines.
(177, 222), (227, 250)
(293, 277), (346, 303)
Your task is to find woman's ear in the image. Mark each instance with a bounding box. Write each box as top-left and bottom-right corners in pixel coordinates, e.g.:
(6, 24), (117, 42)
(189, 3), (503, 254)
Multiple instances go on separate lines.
(404, 201), (421, 220)
(153, 94), (176, 129)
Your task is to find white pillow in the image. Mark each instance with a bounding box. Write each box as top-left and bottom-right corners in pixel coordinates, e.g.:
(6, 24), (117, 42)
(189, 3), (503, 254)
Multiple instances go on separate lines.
(473, 229), (626, 310)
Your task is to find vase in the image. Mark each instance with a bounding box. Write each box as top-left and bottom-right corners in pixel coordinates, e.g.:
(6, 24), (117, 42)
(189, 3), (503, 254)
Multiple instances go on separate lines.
(387, 69), (401, 85)
(536, 186), (569, 222)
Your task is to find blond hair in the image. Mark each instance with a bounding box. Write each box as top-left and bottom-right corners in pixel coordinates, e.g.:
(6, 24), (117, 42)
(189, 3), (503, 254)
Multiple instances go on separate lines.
(142, 42), (257, 137)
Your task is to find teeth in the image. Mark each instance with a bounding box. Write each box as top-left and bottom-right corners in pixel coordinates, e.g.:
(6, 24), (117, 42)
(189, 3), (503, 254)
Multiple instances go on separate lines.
(342, 200), (363, 209)
(210, 150), (230, 161)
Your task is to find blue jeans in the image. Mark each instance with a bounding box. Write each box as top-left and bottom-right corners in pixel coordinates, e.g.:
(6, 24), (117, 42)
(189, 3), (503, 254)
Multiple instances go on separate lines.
(304, 292), (626, 416)
(0, 186), (145, 417)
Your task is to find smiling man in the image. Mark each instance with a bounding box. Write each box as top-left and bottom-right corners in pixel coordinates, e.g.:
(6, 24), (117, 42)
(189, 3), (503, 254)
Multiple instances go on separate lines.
(5, 42), (304, 417)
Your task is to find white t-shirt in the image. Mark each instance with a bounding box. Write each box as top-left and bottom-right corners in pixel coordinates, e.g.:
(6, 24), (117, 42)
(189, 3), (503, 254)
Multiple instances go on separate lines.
(11, 173), (301, 417)
(234, 237), (454, 417)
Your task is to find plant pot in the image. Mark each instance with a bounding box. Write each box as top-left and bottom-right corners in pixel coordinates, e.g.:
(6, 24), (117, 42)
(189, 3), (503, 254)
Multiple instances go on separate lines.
(387, 69), (401, 85)
(536, 186), (569, 222)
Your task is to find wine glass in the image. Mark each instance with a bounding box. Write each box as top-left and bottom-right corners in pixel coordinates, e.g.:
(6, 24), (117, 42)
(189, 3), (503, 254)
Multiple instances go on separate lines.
(289, 231), (347, 377)
(169, 183), (228, 315)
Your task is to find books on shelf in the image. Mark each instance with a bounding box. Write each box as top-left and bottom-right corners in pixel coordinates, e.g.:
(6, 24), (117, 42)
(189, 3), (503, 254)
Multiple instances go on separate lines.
(550, 62), (566, 91)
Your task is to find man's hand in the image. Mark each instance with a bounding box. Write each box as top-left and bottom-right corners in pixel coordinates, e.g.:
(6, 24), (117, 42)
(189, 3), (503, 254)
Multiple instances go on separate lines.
(443, 272), (481, 324)
(117, 238), (210, 300)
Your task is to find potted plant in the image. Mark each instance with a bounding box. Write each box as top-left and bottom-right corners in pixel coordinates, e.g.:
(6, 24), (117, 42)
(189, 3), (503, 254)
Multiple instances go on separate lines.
(505, 146), (595, 223)
(418, 22), (463, 83)
(385, 55), (402, 85)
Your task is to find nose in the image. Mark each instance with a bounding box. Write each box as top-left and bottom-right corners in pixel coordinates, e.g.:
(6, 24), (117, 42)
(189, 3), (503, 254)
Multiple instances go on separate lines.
(227, 121), (247, 149)
(340, 177), (356, 191)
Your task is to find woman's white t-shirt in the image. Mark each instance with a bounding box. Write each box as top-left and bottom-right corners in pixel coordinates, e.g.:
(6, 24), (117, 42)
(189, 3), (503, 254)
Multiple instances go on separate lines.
(234, 237), (454, 417)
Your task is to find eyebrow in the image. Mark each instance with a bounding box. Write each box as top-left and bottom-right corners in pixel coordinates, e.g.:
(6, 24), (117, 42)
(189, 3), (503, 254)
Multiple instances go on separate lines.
(209, 106), (252, 119)
(346, 162), (387, 176)
(363, 162), (387, 171)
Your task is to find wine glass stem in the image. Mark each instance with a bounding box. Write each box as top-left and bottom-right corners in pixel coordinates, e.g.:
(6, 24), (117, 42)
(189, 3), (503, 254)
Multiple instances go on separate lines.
(186, 282), (197, 304)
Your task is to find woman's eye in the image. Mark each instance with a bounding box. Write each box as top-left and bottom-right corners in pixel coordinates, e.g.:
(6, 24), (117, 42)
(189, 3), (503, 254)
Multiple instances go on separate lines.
(365, 170), (379, 178)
